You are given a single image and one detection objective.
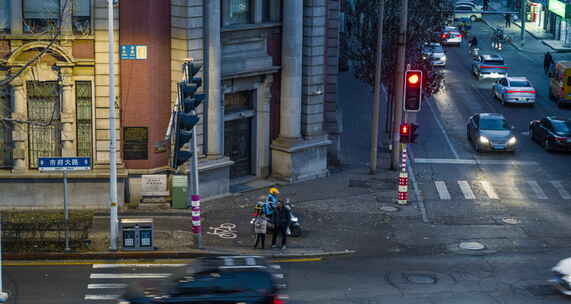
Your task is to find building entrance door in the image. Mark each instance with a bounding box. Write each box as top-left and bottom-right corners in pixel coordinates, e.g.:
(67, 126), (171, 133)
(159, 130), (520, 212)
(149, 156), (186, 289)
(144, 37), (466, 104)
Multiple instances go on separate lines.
(224, 118), (252, 179)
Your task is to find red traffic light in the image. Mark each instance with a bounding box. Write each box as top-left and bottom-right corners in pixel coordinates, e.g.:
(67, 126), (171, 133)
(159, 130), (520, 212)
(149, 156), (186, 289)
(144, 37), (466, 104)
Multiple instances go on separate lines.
(407, 74), (420, 85)
(400, 124), (409, 135)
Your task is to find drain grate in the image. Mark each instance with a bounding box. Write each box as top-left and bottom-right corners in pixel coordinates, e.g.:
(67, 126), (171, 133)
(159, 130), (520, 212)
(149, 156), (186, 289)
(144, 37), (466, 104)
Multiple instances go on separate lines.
(526, 284), (559, 297)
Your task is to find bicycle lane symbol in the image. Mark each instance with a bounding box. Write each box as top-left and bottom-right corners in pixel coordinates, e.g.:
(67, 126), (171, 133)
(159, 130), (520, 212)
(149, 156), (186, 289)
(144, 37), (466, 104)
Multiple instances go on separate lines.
(207, 223), (238, 239)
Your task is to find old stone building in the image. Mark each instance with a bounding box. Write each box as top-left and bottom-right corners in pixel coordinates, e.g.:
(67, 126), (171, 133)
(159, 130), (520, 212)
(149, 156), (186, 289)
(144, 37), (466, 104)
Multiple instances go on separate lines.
(0, 0), (342, 207)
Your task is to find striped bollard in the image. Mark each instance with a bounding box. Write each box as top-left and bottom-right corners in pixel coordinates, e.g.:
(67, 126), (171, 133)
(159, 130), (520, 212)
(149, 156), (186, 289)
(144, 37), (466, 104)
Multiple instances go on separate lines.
(191, 195), (201, 234)
(397, 147), (409, 205)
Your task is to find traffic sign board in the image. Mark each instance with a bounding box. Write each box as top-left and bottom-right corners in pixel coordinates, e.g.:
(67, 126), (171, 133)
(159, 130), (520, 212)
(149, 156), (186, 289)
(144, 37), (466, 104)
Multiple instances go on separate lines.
(38, 157), (91, 172)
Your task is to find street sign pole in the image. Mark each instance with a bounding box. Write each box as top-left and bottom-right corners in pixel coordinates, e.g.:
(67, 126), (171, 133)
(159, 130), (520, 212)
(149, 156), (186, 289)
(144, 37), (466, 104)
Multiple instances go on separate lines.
(0, 214), (8, 303)
(63, 171), (70, 252)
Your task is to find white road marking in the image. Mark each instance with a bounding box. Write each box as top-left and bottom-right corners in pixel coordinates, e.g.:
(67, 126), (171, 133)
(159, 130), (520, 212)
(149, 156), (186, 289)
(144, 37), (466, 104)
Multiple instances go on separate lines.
(480, 181), (499, 199)
(406, 147), (429, 223)
(84, 294), (120, 300)
(458, 180), (476, 199)
(93, 264), (185, 269)
(414, 158), (538, 166)
(426, 102), (460, 159)
(87, 283), (127, 289)
(435, 181), (451, 200)
(550, 181), (571, 200)
(527, 180), (548, 200)
(90, 273), (170, 279)
(510, 184), (524, 199)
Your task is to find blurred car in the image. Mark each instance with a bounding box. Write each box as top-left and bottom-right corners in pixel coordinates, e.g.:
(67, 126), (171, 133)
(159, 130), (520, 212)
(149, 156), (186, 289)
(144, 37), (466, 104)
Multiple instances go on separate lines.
(550, 257), (571, 295)
(467, 113), (517, 152)
(472, 54), (508, 80)
(456, 0), (483, 11)
(119, 256), (288, 304)
(492, 76), (536, 106)
(454, 4), (482, 22)
(529, 116), (571, 152)
(422, 42), (447, 66)
(440, 26), (463, 46)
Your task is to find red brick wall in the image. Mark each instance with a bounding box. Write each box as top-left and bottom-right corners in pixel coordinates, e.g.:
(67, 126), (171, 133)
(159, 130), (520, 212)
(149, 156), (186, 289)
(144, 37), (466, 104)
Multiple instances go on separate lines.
(120, 0), (171, 169)
(72, 40), (94, 59)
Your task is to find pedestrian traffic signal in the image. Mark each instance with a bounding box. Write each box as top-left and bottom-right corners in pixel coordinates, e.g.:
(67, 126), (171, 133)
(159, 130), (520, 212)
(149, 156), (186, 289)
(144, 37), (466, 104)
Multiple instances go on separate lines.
(404, 70), (423, 112)
(172, 62), (204, 168)
(400, 123), (411, 143)
(410, 123), (419, 143)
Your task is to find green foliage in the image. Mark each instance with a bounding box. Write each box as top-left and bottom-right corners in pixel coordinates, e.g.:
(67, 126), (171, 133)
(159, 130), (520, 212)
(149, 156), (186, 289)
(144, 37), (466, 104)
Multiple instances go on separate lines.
(1, 210), (95, 252)
(341, 0), (452, 88)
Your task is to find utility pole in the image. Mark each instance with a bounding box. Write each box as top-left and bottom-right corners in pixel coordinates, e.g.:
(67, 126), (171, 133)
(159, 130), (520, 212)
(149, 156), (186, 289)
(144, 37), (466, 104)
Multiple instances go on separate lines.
(391, 0), (409, 170)
(107, 0), (118, 251)
(520, 0), (526, 46)
(369, 0), (385, 175)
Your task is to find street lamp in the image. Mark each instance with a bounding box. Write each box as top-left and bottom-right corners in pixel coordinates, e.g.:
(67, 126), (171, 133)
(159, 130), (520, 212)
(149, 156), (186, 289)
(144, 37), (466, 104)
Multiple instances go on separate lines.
(107, 0), (119, 251)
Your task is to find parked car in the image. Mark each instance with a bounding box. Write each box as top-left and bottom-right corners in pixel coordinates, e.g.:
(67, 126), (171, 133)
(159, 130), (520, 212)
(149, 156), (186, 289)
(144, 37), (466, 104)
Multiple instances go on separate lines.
(440, 26), (463, 46)
(467, 113), (517, 152)
(422, 42), (447, 66)
(472, 54), (508, 80)
(454, 4), (482, 22)
(119, 256), (288, 304)
(456, 1), (484, 12)
(529, 116), (571, 152)
(492, 76), (536, 106)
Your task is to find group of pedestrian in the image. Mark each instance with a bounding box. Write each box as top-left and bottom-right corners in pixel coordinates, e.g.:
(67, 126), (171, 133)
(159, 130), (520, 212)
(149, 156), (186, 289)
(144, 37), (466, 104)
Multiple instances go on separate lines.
(253, 187), (291, 250)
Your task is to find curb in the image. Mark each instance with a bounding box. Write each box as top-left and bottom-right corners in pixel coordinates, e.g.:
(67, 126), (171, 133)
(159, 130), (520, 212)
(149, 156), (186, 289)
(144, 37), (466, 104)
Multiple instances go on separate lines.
(3, 249), (356, 261)
(481, 17), (524, 52)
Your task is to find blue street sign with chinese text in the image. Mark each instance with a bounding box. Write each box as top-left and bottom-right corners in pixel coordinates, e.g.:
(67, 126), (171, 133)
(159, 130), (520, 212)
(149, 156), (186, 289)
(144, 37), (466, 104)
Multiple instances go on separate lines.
(120, 45), (148, 60)
(38, 157), (91, 172)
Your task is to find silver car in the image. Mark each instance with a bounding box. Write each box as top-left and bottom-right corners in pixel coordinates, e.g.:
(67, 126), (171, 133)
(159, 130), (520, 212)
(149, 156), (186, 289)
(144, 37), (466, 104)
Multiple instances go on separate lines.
(493, 76), (536, 106)
(467, 113), (517, 152)
(422, 43), (447, 66)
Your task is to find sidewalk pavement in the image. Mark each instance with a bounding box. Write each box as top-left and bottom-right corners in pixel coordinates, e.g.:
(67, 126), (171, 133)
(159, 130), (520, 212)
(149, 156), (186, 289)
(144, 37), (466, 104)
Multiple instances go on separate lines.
(486, 0), (571, 53)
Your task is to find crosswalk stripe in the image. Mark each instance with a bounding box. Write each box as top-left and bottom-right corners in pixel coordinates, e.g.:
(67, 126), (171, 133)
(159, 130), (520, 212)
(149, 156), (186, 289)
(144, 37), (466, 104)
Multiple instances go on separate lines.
(527, 180), (548, 199)
(479, 181), (499, 199)
(551, 181), (571, 200)
(435, 181), (451, 200)
(93, 264), (185, 269)
(87, 283), (127, 289)
(90, 273), (170, 279)
(510, 184), (524, 199)
(84, 294), (119, 300)
(458, 181), (476, 199)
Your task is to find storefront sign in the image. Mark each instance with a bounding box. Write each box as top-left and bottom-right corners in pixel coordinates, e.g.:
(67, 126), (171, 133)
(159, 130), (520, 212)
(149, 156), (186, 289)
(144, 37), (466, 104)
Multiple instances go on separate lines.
(549, 0), (571, 19)
(124, 127), (148, 160)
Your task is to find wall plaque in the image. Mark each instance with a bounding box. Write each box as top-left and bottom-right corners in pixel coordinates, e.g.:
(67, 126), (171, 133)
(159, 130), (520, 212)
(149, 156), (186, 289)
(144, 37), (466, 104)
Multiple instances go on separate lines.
(124, 127), (148, 160)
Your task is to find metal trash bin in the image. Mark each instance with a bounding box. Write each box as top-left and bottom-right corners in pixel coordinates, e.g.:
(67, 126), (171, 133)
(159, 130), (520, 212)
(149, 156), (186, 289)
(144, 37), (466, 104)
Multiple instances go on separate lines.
(120, 218), (154, 250)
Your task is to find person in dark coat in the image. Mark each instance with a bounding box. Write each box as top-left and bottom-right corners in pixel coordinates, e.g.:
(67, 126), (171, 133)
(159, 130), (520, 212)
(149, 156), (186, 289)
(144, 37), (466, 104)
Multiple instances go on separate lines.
(271, 200), (291, 250)
(505, 13), (511, 28)
(544, 51), (554, 74)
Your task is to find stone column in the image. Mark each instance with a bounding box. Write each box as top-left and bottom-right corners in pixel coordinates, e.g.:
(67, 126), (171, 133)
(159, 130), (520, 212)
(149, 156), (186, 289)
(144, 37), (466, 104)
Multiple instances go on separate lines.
(10, 78), (27, 171)
(255, 75), (273, 177)
(279, 0), (303, 139)
(61, 68), (76, 156)
(61, 0), (73, 35)
(207, 0), (222, 158)
(11, 0), (23, 34)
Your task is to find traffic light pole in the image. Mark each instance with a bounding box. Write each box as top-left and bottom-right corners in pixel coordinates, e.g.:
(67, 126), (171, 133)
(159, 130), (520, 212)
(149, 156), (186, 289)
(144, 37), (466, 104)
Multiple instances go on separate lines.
(369, 0), (385, 175)
(107, 0), (118, 251)
(391, 0), (409, 170)
(190, 112), (202, 249)
(520, 0), (526, 46)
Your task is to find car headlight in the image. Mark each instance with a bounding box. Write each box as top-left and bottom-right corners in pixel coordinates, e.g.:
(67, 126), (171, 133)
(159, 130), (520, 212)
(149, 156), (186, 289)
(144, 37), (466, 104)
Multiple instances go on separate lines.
(479, 136), (489, 144)
(442, 55), (447, 61)
(507, 137), (517, 145)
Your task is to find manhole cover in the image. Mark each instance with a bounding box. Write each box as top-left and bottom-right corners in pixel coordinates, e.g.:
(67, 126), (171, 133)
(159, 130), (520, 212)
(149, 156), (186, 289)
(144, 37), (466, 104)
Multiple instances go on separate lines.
(459, 241), (486, 250)
(405, 274), (437, 284)
(502, 217), (521, 225)
(380, 206), (399, 212)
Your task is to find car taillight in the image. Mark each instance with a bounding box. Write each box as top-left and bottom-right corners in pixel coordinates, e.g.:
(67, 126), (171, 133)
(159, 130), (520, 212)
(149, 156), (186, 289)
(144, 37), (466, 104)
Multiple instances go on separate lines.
(506, 90), (536, 94)
(555, 136), (567, 142)
(457, 34), (462, 38)
(273, 295), (288, 304)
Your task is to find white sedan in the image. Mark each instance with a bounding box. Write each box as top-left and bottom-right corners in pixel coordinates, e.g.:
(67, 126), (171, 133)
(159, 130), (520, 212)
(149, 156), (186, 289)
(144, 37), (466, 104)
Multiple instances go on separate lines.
(492, 76), (536, 106)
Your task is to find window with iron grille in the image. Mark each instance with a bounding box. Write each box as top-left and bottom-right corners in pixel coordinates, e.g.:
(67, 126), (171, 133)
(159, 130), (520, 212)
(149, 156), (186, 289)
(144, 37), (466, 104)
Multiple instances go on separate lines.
(27, 81), (61, 169)
(0, 86), (12, 168)
(23, 0), (61, 33)
(76, 81), (92, 157)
